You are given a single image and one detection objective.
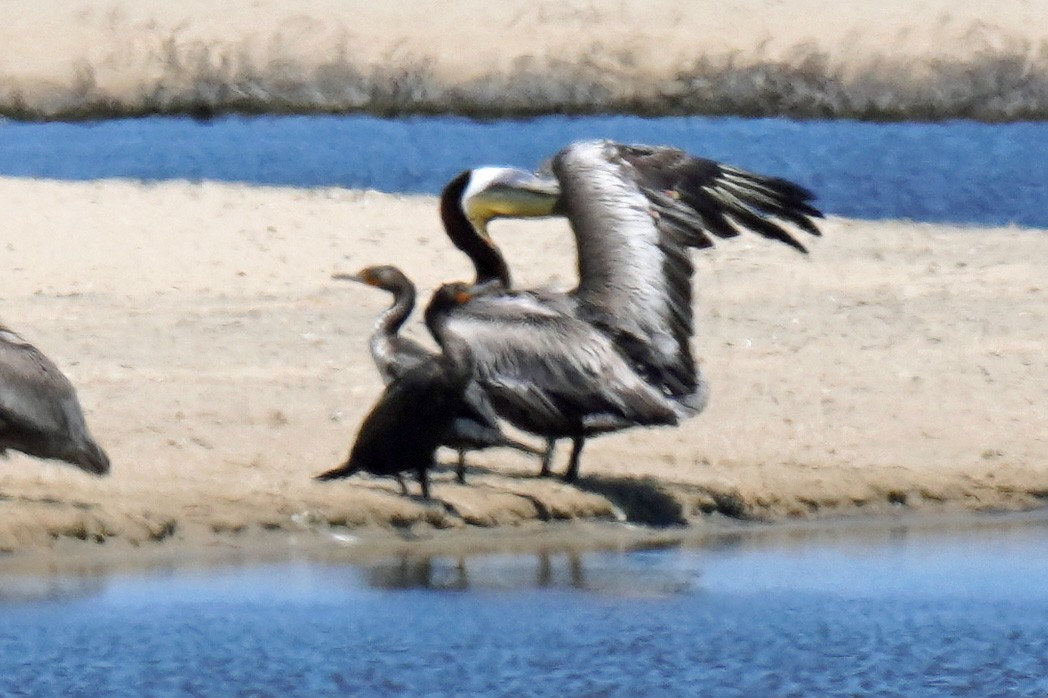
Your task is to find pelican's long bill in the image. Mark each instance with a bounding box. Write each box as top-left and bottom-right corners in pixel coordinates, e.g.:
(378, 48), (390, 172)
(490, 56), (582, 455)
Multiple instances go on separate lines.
(461, 167), (562, 238)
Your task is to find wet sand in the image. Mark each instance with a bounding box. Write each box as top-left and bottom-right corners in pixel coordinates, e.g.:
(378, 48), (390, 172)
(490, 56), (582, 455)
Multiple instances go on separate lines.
(2, 0), (1047, 119)
(0, 177), (1045, 553)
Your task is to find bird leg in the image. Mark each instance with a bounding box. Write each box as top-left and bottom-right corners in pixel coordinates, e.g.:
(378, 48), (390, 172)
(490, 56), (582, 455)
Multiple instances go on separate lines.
(417, 465), (431, 500)
(562, 436), (586, 483)
(456, 449), (467, 484)
(395, 474), (409, 496)
(539, 438), (557, 477)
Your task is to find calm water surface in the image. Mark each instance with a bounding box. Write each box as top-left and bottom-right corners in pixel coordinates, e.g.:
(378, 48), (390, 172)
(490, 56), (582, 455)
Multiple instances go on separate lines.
(4, 519), (1048, 696)
(1, 115), (1046, 226)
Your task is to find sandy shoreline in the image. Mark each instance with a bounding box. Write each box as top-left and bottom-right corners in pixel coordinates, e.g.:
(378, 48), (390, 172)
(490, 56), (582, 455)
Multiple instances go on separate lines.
(2, 1), (1048, 120)
(0, 177), (1045, 555)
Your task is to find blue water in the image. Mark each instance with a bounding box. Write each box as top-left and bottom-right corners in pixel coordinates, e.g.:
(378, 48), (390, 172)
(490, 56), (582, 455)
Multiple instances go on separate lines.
(1, 115), (1045, 227)
(5, 520), (1048, 696)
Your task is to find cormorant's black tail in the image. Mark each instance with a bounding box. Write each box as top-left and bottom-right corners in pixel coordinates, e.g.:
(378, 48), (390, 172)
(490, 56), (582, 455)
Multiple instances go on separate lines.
(314, 461), (359, 481)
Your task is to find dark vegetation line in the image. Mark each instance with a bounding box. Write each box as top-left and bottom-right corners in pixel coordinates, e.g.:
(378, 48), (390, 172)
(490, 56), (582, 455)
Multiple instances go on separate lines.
(2, 47), (1048, 123)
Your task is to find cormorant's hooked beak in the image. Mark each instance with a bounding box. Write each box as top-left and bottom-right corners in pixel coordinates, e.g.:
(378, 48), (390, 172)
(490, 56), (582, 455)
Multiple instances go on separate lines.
(332, 272), (368, 285)
(462, 167), (562, 240)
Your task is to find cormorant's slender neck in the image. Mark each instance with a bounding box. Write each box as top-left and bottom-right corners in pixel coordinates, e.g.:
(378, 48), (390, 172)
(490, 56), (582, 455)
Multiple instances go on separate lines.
(367, 283), (416, 383)
(440, 171), (512, 288)
(425, 291), (474, 374)
(374, 283), (415, 338)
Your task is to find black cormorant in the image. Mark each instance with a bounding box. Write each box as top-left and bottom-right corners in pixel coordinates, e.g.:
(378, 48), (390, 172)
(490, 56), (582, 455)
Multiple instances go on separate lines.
(314, 282), (479, 498)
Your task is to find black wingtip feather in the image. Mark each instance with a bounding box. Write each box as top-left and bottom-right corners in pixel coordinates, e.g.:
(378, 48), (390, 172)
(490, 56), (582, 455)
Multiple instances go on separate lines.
(728, 207), (809, 254)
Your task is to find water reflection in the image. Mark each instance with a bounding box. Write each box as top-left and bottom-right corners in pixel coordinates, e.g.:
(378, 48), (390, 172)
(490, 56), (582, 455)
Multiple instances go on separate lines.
(6, 512), (1048, 605)
(5, 534), (1048, 697)
(361, 548), (695, 596)
(0, 573), (105, 605)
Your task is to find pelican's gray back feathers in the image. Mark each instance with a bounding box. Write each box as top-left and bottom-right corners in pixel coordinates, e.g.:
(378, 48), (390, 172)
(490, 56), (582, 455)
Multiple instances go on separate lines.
(443, 292), (679, 438)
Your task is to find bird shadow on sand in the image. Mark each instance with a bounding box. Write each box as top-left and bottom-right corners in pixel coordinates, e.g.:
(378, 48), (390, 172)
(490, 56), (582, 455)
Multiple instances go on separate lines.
(335, 461), (749, 529)
(441, 461), (744, 528)
(570, 475), (689, 527)
(574, 474), (751, 525)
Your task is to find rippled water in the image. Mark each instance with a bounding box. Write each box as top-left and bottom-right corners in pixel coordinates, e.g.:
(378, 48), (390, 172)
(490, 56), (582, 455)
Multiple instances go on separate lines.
(1, 115), (1046, 226)
(4, 518), (1048, 696)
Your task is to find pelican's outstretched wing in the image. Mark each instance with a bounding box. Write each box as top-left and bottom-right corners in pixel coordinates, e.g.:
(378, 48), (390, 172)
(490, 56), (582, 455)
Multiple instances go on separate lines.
(617, 143), (822, 250)
(550, 140), (822, 401)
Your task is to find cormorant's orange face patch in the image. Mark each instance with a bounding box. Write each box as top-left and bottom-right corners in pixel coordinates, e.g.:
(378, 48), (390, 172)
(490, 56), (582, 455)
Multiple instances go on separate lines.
(453, 289), (472, 305)
(358, 269), (377, 285)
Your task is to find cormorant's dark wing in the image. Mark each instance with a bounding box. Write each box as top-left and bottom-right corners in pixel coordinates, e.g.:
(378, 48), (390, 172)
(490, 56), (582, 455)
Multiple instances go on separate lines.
(341, 357), (470, 476)
(550, 140), (822, 404)
(382, 335), (436, 382)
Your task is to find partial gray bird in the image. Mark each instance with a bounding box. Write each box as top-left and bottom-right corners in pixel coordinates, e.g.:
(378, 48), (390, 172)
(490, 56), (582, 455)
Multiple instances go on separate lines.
(0, 324), (109, 475)
(436, 140), (822, 481)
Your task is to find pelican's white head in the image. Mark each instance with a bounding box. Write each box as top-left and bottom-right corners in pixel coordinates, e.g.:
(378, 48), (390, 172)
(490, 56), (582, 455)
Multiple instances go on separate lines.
(460, 167), (562, 236)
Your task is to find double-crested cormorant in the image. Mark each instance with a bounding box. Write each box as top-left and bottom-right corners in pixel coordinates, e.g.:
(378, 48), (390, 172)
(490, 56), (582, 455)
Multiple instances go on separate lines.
(438, 140), (822, 480)
(333, 265), (541, 482)
(314, 282), (478, 499)
(0, 324), (109, 475)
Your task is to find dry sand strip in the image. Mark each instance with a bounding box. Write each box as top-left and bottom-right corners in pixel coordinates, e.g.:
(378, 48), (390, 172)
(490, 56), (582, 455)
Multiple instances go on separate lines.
(0, 177), (1046, 553)
(1, 0), (1047, 120)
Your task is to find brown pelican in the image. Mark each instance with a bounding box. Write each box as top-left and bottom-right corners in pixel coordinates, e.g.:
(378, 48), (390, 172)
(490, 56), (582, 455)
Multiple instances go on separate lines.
(332, 265), (541, 481)
(315, 282), (478, 499)
(437, 140), (823, 481)
(0, 324), (109, 475)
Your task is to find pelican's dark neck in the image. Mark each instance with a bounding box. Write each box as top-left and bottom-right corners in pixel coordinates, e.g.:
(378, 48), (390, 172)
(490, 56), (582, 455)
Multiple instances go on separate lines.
(440, 171), (512, 288)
